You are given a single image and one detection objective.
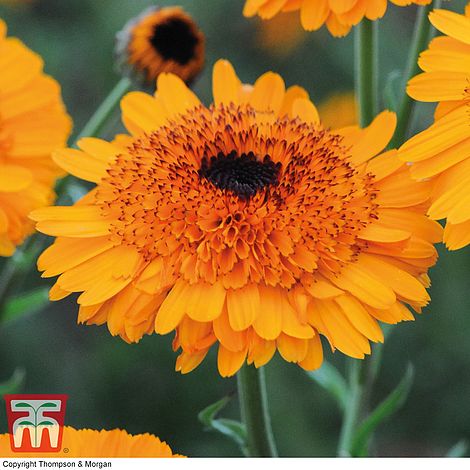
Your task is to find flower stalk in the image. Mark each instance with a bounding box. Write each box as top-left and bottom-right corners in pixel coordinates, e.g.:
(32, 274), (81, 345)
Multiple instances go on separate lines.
(0, 257), (18, 317)
(390, 0), (442, 148)
(55, 76), (132, 198)
(237, 365), (278, 457)
(75, 77), (132, 144)
(337, 350), (384, 456)
(354, 20), (379, 127)
(337, 360), (364, 456)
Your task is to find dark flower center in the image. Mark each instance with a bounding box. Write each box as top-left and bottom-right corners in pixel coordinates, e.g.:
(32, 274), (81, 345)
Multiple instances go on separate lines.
(151, 17), (199, 65)
(199, 151), (281, 200)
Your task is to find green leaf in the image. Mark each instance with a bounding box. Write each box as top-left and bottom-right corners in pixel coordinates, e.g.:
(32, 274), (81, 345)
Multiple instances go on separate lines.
(39, 421), (55, 426)
(211, 419), (246, 447)
(306, 361), (349, 410)
(198, 396), (232, 427)
(2, 288), (49, 324)
(350, 364), (414, 457)
(198, 395), (246, 451)
(0, 368), (26, 396)
(17, 421), (35, 427)
(38, 403), (57, 408)
(446, 440), (468, 458)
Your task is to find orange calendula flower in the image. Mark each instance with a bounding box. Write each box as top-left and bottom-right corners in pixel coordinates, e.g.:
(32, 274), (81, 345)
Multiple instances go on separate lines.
(31, 60), (441, 377)
(116, 6), (205, 86)
(318, 92), (358, 128)
(243, 0), (432, 37)
(256, 11), (307, 56)
(0, 19), (71, 256)
(398, 5), (470, 250)
(0, 427), (183, 457)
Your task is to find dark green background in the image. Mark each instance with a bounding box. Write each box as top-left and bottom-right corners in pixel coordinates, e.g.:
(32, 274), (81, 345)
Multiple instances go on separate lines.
(0, 0), (469, 457)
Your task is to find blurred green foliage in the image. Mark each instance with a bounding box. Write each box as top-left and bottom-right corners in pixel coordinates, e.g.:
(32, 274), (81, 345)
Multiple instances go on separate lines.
(0, 0), (469, 457)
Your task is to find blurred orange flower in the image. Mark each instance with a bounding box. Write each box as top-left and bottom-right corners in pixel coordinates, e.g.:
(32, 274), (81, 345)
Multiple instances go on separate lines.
(116, 6), (205, 86)
(399, 5), (470, 250)
(0, 18), (71, 256)
(256, 11), (307, 56)
(318, 92), (358, 128)
(244, 0), (432, 37)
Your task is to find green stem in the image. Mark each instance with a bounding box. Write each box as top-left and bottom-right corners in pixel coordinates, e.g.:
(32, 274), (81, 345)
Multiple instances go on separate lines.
(337, 350), (385, 457)
(390, 1), (441, 148)
(237, 365), (277, 457)
(0, 257), (18, 317)
(55, 76), (132, 198)
(75, 77), (132, 144)
(354, 20), (379, 127)
(0, 236), (40, 318)
(337, 361), (363, 456)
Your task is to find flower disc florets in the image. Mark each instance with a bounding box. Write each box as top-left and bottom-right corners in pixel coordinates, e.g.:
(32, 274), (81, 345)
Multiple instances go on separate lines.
(97, 104), (379, 290)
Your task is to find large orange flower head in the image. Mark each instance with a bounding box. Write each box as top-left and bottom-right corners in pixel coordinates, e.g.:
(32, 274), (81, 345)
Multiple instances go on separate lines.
(0, 427), (183, 457)
(32, 60), (441, 377)
(115, 6), (205, 86)
(398, 5), (470, 250)
(243, 0), (432, 37)
(0, 19), (71, 256)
